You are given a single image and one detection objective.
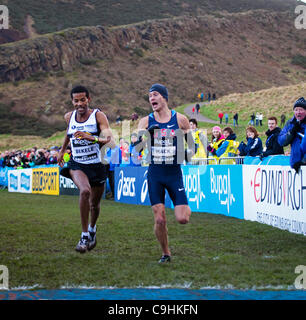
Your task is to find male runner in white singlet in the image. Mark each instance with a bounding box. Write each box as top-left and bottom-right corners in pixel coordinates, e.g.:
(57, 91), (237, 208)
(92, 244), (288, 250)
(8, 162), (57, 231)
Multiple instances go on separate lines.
(58, 85), (115, 253)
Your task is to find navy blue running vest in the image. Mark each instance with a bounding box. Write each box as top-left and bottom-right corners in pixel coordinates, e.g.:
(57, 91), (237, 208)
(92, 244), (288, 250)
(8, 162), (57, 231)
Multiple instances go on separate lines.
(148, 110), (184, 166)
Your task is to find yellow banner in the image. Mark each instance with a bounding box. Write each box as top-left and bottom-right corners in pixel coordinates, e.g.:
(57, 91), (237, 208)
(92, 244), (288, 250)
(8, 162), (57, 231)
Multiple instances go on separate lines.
(32, 167), (59, 195)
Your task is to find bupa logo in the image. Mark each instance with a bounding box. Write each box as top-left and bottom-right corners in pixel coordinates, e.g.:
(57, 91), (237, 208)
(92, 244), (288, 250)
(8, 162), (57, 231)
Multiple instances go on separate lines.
(210, 167), (235, 214)
(183, 168), (205, 209)
(117, 170), (136, 200)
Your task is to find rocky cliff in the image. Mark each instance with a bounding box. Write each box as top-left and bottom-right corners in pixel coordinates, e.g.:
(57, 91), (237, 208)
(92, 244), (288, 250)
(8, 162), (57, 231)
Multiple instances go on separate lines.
(0, 10), (305, 135)
(0, 10), (304, 84)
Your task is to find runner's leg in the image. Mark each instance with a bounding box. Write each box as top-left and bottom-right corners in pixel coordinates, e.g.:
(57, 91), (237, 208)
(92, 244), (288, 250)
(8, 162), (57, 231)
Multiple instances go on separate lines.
(152, 203), (171, 256)
(89, 185), (105, 228)
(70, 169), (91, 233)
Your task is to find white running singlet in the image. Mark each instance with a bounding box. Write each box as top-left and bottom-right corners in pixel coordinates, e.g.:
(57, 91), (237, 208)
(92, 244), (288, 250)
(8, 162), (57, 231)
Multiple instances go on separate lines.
(67, 109), (102, 164)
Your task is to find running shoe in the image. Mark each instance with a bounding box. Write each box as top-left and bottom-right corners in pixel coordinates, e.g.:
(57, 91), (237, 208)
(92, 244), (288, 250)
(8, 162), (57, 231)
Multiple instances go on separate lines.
(158, 255), (171, 263)
(88, 228), (97, 251)
(75, 236), (89, 253)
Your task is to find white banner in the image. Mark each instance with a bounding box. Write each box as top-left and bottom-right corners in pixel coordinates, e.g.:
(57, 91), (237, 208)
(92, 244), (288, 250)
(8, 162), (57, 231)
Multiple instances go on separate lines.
(243, 165), (306, 235)
(8, 169), (32, 193)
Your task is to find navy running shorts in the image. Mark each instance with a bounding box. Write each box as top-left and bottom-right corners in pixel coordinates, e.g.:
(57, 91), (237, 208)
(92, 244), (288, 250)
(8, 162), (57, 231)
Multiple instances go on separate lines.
(147, 164), (188, 206)
(60, 158), (107, 187)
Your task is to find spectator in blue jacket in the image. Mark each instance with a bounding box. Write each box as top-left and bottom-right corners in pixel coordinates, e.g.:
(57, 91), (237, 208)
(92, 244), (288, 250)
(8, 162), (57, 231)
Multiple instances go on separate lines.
(278, 97), (306, 173)
(301, 134), (306, 158)
(129, 133), (142, 166)
(238, 126), (263, 157)
(301, 134), (306, 157)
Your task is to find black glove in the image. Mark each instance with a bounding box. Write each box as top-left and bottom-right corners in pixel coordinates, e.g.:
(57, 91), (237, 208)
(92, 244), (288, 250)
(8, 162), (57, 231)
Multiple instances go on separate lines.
(259, 153), (265, 161)
(212, 149), (217, 156)
(134, 134), (144, 153)
(290, 120), (301, 136)
(133, 135), (142, 147)
(207, 145), (213, 152)
(292, 161), (303, 173)
(147, 124), (160, 135)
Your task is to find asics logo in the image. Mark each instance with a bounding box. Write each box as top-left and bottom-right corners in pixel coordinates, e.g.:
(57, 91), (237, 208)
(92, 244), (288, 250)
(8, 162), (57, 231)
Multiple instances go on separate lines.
(141, 170), (148, 203)
(117, 170), (136, 200)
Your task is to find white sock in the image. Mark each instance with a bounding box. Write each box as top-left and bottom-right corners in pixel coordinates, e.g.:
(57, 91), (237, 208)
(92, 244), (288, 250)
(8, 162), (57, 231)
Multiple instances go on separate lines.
(88, 224), (96, 233)
(82, 232), (89, 238)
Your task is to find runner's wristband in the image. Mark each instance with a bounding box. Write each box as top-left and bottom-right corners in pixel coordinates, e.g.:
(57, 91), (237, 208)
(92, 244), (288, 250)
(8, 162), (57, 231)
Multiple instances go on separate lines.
(94, 136), (99, 143)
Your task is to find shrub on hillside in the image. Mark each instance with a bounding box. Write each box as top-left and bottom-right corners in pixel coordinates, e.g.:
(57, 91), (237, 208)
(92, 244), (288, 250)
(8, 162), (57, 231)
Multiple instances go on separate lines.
(291, 55), (306, 69)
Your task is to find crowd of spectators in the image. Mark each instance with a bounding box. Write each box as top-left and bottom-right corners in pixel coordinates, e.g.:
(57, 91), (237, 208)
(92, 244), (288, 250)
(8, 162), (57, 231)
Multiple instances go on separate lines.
(203, 97), (306, 172)
(0, 146), (71, 169)
(1, 98), (305, 174)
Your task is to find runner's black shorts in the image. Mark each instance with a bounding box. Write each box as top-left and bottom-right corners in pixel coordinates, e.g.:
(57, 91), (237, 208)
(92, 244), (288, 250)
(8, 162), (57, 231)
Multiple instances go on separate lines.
(147, 164), (188, 206)
(60, 158), (107, 187)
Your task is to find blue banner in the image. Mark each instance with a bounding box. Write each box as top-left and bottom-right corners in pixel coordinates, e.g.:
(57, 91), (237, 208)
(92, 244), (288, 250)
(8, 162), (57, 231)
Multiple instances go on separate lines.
(115, 167), (140, 205)
(243, 155), (290, 166)
(115, 166), (172, 207)
(181, 165), (244, 219)
(0, 167), (13, 187)
(115, 165), (244, 219)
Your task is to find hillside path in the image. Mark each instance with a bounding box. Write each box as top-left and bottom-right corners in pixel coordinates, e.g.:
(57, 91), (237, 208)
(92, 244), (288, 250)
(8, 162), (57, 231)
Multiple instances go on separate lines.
(184, 102), (218, 124)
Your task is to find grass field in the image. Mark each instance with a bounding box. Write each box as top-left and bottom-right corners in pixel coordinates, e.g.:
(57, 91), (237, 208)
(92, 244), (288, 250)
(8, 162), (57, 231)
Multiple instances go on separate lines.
(0, 189), (305, 291)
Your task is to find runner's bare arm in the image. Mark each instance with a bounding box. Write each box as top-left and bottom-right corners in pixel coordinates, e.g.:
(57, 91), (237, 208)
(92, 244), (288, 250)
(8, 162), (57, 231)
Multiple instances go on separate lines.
(177, 112), (195, 157)
(96, 110), (116, 148)
(58, 112), (73, 167)
(177, 113), (190, 133)
(138, 116), (149, 131)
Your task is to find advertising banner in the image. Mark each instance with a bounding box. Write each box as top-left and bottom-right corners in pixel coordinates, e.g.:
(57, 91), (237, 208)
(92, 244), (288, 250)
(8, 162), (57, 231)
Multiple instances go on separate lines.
(19, 169), (32, 193)
(115, 167), (171, 207)
(115, 166), (139, 205)
(243, 165), (306, 236)
(181, 165), (244, 218)
(0, 167), (13, 187)
(32, 167), (59, 196)
(8, 169), (32, 193)
(115, 165), (244, 218)
(59, 175), (79, 196)
(8, 170), (19, 192)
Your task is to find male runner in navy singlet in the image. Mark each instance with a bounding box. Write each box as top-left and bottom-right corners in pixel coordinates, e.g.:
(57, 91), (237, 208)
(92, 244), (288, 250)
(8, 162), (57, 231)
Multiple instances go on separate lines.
(138, 84), (192, 263)
(58, 85), (115, 253)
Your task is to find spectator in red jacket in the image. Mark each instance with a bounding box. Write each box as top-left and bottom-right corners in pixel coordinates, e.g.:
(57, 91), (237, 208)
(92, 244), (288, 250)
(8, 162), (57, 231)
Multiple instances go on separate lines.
(218, 112), (224, 124)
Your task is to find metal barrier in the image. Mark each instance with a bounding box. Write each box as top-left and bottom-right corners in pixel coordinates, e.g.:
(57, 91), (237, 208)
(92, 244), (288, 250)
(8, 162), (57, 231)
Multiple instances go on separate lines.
(190, 156), (245, 165)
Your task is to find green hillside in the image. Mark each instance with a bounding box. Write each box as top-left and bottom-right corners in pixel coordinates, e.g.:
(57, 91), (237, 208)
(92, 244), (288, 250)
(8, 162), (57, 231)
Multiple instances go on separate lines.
(5, 0), (299, 36)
